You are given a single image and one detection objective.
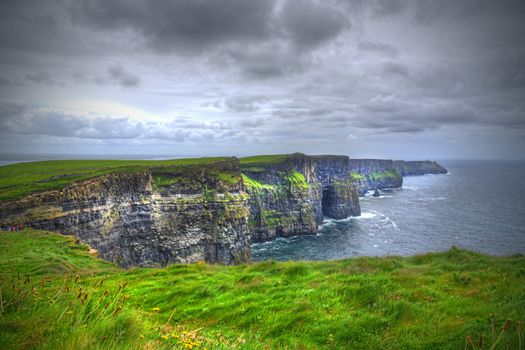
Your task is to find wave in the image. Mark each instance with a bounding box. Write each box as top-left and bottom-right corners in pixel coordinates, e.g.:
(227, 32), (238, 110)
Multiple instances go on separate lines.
(356, 211), (378, 219)
(319, 218), (337, 229)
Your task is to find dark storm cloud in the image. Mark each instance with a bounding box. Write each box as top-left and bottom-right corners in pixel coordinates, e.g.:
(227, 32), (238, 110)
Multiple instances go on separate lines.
(68, 0), (352, 78)
(280, 0), (349, 49)
(71, 0), (350, 52)
(107, 65), (141, 88)
(70, 0), (276, 52)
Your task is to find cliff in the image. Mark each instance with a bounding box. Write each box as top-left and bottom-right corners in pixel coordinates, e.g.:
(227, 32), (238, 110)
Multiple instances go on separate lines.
(394, 160), (448, 176)
(0, 158), (251, 267)
(240, 153), (360, 243)
(0, 154), (446, 267)
(348, 159), (403, 195)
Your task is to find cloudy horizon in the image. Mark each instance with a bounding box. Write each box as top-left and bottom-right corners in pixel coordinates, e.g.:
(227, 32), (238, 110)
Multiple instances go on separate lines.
(1, 0), (524, 160)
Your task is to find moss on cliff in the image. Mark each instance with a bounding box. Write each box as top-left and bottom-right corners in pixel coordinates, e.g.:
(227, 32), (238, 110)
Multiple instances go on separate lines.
(241, 174), (274, 191)
(284, 170), (308, 190)
(369, 169), (402, 181)
(350, 171), (365, 181)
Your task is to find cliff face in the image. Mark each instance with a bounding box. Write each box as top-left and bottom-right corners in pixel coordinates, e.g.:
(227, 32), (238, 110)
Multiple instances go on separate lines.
(348, 159), (403, 195)
(394, 160), (448, 176)
(0, 154), (447, 267)
(0, 159), (251, 267)
(242, 154), (360, 243)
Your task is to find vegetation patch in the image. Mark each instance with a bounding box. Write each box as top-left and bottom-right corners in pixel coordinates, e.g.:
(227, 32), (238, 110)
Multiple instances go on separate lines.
(212, 171), (240, 185)
(350, 171), (365, 181)
(369, 169), (401, 181)
(1, 230), (524, 349)
(284, 170), (308, 190)
(241, 174), (274, 191)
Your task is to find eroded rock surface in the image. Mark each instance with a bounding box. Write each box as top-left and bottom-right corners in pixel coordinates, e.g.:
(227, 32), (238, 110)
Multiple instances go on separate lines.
(0, 159), (250, 267)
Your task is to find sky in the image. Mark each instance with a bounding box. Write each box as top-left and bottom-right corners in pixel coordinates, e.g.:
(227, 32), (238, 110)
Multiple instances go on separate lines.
(0, 0), (524, 160)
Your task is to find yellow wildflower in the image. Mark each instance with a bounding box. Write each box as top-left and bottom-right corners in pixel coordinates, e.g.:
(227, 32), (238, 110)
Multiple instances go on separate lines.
(161, 335), (169, 340)
(151, 307), (160, 311)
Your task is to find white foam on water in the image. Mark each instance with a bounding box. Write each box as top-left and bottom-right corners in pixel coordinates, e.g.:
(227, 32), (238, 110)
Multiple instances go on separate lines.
(355, 211), (377, 219)
(319, 218), (337, 229)
(403, 186), (419, 191)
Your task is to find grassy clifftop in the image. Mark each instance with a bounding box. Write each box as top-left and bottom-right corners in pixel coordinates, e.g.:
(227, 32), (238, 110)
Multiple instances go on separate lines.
(0, 153), (303, 203)
(1, 229), (523, 349)
(0, 157), (227, 203)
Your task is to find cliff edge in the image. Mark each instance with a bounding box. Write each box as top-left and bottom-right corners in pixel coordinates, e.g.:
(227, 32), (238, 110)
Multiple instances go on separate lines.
(0, 154), (447, 266)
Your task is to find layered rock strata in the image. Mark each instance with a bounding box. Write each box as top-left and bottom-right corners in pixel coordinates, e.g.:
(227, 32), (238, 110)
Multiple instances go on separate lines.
(0, 159), (250, 267)
(241, 154), (360, 243)
(0, 154), (447, 266)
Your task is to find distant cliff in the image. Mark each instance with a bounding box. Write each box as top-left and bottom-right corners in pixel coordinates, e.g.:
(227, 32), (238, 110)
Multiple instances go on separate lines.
(0, 154), (447, 267)
(348, 159), (403, 196)
(394, 160), (448, 176)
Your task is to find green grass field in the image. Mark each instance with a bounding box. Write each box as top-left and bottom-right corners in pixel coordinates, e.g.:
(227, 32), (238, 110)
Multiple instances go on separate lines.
(1, 229), (523, 349)
(0, 157), (226, 203)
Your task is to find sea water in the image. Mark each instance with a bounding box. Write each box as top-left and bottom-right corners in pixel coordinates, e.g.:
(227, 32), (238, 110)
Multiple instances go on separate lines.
(252, 160), (525, 261)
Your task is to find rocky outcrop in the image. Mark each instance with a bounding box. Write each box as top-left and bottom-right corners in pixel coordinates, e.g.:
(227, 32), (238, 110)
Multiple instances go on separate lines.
(394, 160), (448, 176)
(348, 159), (403, 195)
(314, 156), (360, 220)
(0, 159), (251, 267)
(242, 154), (360, 243)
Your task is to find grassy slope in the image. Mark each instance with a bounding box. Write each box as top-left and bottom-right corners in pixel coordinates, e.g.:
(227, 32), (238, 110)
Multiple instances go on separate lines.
(1, 229), (524, 349)
(0, 158), (226, 203)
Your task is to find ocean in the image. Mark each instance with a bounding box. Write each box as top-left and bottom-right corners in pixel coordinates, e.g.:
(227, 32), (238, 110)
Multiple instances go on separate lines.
(252, 160), (525, 261)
